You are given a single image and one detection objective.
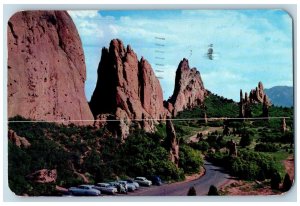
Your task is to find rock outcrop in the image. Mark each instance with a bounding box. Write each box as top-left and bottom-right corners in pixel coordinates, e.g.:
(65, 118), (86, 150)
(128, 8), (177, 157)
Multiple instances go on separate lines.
(166, 58), (206, 116)
(239, 82), (271, 118)
(166, 119), (179, 167)
(281, 118), (287, 133)
(249, 81), (271, 105)
(8, 129), (31, 148)
(89, 39), (165, 138)
(7, 11), (93, 125)
(227, 139), (237, 157)
(262, 94), (269, 118)
(239, 89), (252, 118)
(26, 169), (57, 183)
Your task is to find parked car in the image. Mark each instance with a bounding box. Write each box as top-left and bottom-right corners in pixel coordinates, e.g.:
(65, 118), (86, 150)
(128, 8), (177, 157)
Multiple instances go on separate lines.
(93, 183), (118, 195)
(134, 177), (152, 187)
(108, 181), (127, 194)
(148, 176), (162, 186)
(118, 180), (136, 192)
(68, 185), (101, 196)
(126, 179), (140, 189)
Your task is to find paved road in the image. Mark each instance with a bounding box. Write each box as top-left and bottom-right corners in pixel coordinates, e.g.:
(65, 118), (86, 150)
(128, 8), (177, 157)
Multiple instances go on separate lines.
(128, 161), (231, 196)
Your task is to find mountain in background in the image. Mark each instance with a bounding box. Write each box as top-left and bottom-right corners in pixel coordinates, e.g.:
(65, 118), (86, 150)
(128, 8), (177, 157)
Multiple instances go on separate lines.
(264, 86), (293, 107)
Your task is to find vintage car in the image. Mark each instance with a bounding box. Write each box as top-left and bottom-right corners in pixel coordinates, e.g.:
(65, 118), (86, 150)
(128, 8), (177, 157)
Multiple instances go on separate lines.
(134, 177), (152, 186)
(125, 179), (140, 189)
(118, 180), (136, 192)
(108, 181), (127, 194)
(68, 185), (101, 196)
(93, 183), (118, 195)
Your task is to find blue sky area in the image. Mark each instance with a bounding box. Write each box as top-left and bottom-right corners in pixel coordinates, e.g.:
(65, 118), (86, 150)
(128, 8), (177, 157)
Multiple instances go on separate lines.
(68, 10), (293, 102)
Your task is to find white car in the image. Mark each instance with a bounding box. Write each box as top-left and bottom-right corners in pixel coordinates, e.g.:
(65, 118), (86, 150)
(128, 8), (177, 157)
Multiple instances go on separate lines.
(126, 179), (140, 189)
(109, 181), (127, 194)
(68, 185), (101, 196)
(118, 180), (136, 192)
(134, 177), (152, 187)
(93, 183), (118, 195)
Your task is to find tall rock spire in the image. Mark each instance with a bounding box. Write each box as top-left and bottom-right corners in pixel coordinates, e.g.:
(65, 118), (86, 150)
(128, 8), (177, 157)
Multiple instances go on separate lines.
(89, 39), (165, 138)
(166, 118), (179, 167)
(166, 58), (206, 116)
(7, 11), (93, 125)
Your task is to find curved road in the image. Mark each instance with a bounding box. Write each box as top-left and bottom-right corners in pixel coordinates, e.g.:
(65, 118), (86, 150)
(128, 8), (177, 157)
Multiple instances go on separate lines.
(128, 161), (231, 196)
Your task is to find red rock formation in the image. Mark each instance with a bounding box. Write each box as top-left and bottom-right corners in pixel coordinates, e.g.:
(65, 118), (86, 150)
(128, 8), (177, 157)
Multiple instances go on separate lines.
(167, 58), (206, 116)
(89, 39), (165, 138)
(249, 81), (271, 105)
(7, 11), (93, 125)
(227, 139), (237, 157)
(26, 169), (57, 183)
(281, 118), (287, 133)
(166, 119), (179, 167)
(8, 129), (31, 148)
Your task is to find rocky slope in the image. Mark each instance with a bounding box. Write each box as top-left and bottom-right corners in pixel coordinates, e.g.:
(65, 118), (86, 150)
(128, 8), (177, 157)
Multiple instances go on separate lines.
(7, 11), (93, 125)
(89, 39), (165, 138)
(165, 58), (206, 116)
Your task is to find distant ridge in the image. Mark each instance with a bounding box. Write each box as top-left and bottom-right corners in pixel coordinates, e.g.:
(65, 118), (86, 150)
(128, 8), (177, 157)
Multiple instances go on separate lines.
(264, 86), (293, 107)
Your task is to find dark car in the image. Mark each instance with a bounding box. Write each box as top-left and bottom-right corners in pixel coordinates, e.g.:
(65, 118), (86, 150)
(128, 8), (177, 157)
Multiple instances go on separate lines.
(148, 176), (162, 186)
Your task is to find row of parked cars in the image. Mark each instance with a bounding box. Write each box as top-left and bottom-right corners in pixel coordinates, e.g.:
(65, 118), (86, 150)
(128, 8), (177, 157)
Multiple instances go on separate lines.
(68, 176), (162, 196)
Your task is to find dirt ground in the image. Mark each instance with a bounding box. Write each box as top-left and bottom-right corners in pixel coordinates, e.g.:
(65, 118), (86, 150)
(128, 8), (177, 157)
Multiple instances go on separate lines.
(188, 126), (222, 143)
(283, 155), (295, 181)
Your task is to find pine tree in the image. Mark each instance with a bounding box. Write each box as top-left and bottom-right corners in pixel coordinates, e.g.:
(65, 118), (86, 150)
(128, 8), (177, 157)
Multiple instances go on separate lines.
(282, 173), (292, 192)
(271, 171), (281, 190)
(187, 186), (197, 196)
(208, 185), (219, 195)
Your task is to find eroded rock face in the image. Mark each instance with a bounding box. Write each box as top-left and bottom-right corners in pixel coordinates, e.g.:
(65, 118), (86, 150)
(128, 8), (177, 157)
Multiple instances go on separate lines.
(7, 11), (93, 125)
(262, 94), (269, 117)
(89, 39), (165, 138)
(8, 129), (31, 148)
(167, 58), (206, 116)
(281, 118), (287, 133)
(26, 169), (57, 183)
(249, 82), (271, 105)
(166, 119), (179, 167)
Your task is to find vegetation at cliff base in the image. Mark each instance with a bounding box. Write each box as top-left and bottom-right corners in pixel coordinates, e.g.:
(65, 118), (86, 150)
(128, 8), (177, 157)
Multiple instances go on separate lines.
(8, 116), (203, 195)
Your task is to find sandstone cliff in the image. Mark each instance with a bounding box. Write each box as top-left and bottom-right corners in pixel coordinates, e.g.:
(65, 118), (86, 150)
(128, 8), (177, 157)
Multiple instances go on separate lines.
(89, 39), (165, 138)
(166, 58), (206, 116)
(7, 11), (93, 125)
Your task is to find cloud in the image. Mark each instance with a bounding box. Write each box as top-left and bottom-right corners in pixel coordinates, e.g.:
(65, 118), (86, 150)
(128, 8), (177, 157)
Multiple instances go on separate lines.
(68, 10), (99, 19)
(68, 10), (293, 102)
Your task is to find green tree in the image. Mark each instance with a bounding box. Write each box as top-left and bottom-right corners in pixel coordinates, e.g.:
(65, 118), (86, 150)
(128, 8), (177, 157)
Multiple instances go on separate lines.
(282, 173), (292, 192)
(187, 186), (197, 196)
(208, 185), (219, 195)
(271, 171), (281, 190)
(223, 125), (230, 136)
(179, 145), (203, 174)
(240, 133), (252, 147)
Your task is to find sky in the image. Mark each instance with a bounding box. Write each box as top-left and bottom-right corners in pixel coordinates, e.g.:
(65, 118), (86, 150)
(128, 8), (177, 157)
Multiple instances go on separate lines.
(68, 10), (293, 102)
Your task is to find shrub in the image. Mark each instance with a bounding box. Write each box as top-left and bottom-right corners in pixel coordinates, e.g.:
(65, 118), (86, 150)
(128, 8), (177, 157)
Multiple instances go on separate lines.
(282, 173), (292, 192)
(189, 141), (209, 152)
(207, 150), (278, 181)
(187, 186), (197, 196)
(208, 185), (219, 195)
(254, 143), (279, 152)
(271, 170), (281, 190)
(240, 133), (252, 147)
(179, 145), (203, 174)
